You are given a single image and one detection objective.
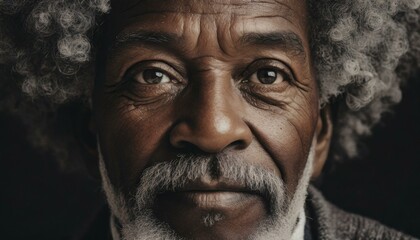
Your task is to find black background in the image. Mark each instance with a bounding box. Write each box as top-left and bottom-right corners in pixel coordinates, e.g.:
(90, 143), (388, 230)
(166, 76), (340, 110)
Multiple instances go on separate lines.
(1, 74), (419, 239)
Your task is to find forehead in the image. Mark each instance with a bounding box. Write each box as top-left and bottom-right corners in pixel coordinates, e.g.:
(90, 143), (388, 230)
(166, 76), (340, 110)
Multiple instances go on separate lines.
(108, 0), (309, 37)
(111, 0), (305, 14)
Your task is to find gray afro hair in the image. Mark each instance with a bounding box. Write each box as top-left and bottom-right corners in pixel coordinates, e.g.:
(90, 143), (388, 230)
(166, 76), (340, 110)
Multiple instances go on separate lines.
(0, 0), (419, 166)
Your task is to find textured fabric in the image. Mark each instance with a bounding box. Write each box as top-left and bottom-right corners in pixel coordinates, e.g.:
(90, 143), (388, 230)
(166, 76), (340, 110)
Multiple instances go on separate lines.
(304, 208), (314, 240)
(307, 186), (418, 240)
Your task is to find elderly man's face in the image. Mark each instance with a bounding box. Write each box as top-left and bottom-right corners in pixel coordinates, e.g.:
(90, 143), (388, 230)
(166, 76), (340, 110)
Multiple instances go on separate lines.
(93, 0), (330, 239)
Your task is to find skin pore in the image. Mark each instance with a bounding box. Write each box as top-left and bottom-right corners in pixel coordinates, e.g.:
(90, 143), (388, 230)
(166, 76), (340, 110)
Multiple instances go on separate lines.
(92, 0), (332, 239)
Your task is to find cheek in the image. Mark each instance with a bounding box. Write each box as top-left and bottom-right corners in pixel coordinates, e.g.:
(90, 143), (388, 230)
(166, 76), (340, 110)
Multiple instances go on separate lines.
(245, 102), (316, 189)
(95, 96), (175, 192)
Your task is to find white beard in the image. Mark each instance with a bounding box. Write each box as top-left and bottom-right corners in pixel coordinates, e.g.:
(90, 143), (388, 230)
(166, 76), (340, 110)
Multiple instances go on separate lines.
(98, 139), (316, 240)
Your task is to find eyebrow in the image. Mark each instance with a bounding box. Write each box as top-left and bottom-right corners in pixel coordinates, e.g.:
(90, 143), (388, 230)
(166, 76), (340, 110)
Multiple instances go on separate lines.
(111, 30), (306, 58)
(111, 31), (180, 50)
(239, 31), (306, 57)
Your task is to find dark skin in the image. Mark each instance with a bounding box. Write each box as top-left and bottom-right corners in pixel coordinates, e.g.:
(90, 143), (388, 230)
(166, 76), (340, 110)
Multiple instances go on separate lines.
(92, 0), (332, 239)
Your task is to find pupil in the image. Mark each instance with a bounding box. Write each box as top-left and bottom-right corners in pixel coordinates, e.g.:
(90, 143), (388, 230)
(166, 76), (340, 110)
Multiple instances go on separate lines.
(257, 69), (277, 84)
(143, 69), (164, 84)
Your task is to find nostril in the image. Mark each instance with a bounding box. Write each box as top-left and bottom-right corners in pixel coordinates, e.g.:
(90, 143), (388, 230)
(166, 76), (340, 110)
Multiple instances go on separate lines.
(174, 140), (198, 152)
(175, 140), (193, 149)
(171, 137), (248, 153)
(228, 140), (249, 150)
(172, 140), (210, 154)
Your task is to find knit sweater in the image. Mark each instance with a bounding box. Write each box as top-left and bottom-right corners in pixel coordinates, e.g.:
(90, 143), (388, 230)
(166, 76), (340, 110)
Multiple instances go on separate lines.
(306, 186), (417, 240)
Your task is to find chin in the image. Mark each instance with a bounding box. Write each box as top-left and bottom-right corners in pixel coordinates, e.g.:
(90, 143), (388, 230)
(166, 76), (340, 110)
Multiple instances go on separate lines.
(98, 143), (315, 240)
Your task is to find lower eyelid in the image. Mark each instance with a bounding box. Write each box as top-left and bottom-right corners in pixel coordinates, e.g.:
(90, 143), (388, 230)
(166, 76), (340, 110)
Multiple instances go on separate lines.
(240, 80), (289, 92)
(240, 87), (288, 111)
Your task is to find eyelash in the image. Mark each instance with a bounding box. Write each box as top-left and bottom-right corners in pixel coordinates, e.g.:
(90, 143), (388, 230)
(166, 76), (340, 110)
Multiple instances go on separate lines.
(240, 59), (294, 83)
(123, 62), (181, 84)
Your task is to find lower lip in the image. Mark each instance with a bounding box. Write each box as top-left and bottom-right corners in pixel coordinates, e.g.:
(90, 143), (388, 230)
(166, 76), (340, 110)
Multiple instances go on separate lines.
(175, 191), (260, 209)
(161, 191), (262, 209)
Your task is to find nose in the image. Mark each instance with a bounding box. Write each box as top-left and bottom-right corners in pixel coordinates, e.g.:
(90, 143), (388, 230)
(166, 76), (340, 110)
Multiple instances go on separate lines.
(170, 78), (252, 153)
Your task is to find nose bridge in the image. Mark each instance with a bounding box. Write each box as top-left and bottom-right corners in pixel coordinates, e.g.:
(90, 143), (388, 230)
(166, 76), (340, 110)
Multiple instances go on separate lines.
(170, 65), (252, 153)
(193, 70), (235, 132)
(189, 57), (239, 126)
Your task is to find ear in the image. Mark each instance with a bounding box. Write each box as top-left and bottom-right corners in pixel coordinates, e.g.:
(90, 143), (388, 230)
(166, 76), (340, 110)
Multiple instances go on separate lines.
(311, 105), (333, 179)
(78, 110), (100, 179)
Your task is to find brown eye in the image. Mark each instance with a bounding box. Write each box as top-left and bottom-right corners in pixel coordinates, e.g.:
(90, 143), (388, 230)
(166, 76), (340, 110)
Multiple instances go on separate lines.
(136, 69), (171, 84)
(249, 68), (284, 84)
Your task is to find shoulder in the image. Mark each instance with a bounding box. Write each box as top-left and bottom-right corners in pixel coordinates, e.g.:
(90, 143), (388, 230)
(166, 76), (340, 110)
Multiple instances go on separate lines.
(307, 186), (418, 240)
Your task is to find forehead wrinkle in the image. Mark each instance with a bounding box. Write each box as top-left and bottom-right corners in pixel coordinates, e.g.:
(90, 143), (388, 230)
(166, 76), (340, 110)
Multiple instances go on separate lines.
(119, 0), (251, 13)
(117, 0), (299, 19)
(187, 13), (242, 61)
(243, 14), (304, 41)
(111, 0), (307, 47)
(109, 1), (310, 64)
(214, 14), (237, 57)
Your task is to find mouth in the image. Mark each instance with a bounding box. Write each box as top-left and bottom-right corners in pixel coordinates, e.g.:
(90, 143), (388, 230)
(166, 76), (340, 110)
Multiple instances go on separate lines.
(167, 178), (265, 209)
(176, 191), (259, 209)
(152, 178), (269, 238)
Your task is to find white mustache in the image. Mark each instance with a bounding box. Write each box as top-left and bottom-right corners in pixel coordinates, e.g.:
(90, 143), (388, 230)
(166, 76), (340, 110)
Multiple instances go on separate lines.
(134, 154), (287, 218)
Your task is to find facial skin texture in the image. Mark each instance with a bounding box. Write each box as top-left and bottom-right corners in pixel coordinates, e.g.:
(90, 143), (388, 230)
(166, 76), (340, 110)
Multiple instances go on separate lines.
(92, 0), (332, 239)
